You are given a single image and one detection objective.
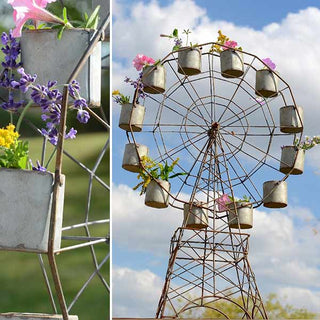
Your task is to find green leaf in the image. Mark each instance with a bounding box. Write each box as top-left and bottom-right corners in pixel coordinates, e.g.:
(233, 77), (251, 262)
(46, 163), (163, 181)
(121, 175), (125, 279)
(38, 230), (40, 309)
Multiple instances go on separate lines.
(172, 28), (179, 37)
(173, 45), (181, 51)
(62, 7), (68, 24)
(57, 26), (66, 40)
(85, 5), (100, 29)
(169, 172), (187, 179)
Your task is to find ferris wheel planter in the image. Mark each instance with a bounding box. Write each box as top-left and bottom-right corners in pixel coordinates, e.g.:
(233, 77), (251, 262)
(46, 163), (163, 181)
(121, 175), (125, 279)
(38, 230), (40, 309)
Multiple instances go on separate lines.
(255, 69), (279, 97)
(122, 143), (149, 173)
(145, 179), (170, 208)
(0, 169), (65, 253)
(20, 29), (102, 107)
(227, 202), (253, 229)
(177, 47), (202, 76)
(118, 102), (146, 132)
(220, 49), (244, 78)
(142, 64), (166, 94)
(183, 202), (208, 229)
(280, 105), (304, 133)
(263, 180), (288, 208)
(280, 146), (305, 175)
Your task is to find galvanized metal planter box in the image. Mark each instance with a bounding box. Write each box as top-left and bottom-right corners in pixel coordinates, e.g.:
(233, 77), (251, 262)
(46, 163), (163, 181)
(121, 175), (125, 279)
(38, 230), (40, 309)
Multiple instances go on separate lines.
(177, 47), (202, 76)
(255, 69), (279, 98)
(227, 202), (253, 229)
(220, 49), (244, 78)
(263, 180), (287, 208)
(280, 146), (305, 175)
(183, 202), (208, 229)
(280, 105), (303, 133)
(20, 29), (101, 107)
(0, 169), (65, 253)
(145, 180), (170, 208)
(119, 103), (145, 132)
(0, 313), (78, 320)
(142, 65), (166, 94)
(122, 143), (148, 173)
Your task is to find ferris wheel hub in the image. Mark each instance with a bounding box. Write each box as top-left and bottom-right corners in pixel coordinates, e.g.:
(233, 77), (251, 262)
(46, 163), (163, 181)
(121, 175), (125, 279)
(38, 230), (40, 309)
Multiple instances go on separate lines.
(207, 122), (220, 138)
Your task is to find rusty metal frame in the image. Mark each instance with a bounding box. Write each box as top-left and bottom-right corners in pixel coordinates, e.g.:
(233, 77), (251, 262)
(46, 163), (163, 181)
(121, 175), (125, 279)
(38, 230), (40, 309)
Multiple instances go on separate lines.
(124, 43), (303, 318)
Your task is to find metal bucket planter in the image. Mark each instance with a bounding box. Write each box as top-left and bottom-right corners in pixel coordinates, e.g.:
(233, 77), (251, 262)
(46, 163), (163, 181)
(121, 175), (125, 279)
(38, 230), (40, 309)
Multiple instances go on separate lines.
(255, 69), (278, 98)
(122, 143), (148, 173)
(0, 169), (65, 253)
(280, 146), (305, 175)
(119, 103), (145, 132)
(142, 65), (166, 94)
(280, 105), (303, 133)
(20, 29), (101, 107)
(183, 202), (208, 229)
(263, 180), (287, 208)
(145, 179), (170, 208)
(177, 47), (202, 76)
(220, 49), (244, 78)
(0, 313), (78, 319)
(227, 202), (253, 229)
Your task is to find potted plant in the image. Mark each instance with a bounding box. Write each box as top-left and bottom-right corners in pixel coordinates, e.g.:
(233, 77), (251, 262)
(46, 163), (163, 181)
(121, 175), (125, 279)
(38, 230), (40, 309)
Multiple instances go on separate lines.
(142, 63), (166, 94)
(122, 143), (149, 173)
(161, 28), (201, 76)
(183, 202), (208, 229)
(263, 180), (287, 208)
(217, 194), (253, 229)
(280, 105), (303, 133)
(113, 90), (145, 132)
(133, 156), (186, 208)
(280, 145), (305, 175)
(0, 31), (91, 252)
(8, 0), (102, 106)
(255, 58), (278, 98)
(210, 30), (244, 78)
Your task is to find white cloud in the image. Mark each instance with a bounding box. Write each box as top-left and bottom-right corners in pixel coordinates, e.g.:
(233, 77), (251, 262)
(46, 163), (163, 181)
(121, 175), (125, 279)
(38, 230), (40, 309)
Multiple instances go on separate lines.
(277, 287), (320, 313)
(112, 266), (163, 317)
(113, 184), (181, 254)
(113, 2), (320, 170)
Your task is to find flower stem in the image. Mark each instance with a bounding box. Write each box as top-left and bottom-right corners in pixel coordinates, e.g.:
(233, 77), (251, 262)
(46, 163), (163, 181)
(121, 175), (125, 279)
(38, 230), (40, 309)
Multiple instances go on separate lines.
(16, 101), (33, 132)
(45, 148), (57, 168)
(10, 112), (13, 124)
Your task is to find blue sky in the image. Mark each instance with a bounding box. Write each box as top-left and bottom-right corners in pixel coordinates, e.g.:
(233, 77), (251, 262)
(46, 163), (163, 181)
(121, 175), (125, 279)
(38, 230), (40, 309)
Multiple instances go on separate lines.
(112, 0), (320, 316)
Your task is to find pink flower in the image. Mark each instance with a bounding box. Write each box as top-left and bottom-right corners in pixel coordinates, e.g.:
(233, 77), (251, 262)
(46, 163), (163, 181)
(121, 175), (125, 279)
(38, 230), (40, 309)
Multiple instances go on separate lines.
(8, 0), (63, 37)
(132, 54), (155, 71)
(223, 40), (237, 50)
(262, 58), (276, 71)
(216, 194), (230, 211)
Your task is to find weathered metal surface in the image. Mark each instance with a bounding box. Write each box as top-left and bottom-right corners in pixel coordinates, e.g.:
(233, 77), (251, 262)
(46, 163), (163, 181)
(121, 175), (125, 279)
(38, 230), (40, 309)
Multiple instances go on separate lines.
(263, 180), (288, 208)
(220, 49), (244, 78)
(21, 29), (101, 107)
(280, 105), (304, 133)
(142, 65), (166, 94)
(0, 313), (78, 319)
(119, 103), (145, 132)
(145, 180), (170, 209)
(280, 146), (305, 175)
(122, 143), (148, 173)
(177, 47), (202, 76)
(0, 169), (65, 253)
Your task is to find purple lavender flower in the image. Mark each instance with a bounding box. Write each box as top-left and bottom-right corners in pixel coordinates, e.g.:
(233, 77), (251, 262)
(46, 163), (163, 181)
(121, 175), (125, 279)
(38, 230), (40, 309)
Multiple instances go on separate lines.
(74, 98), (87, 109)
(174, 38), (182, 47)
(30, 160), (47, 172)
(68, 80), (80, 99)
(17, 67), (37, 93)
(76, 109), (90, 124)
(0, 92), (23, 112)
(65, 127), (77, 140)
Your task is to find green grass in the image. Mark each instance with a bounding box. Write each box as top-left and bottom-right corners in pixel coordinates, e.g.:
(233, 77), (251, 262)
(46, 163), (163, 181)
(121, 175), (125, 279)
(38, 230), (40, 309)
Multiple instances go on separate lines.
(0, 132), (110, 319)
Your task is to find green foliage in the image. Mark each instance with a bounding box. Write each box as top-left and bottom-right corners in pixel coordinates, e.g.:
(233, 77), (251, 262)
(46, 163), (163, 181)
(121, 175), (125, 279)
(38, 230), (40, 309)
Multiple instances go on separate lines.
(0, 140), (29, 169)
(198, 293), (317, 319)
(133, 156), (186, 195)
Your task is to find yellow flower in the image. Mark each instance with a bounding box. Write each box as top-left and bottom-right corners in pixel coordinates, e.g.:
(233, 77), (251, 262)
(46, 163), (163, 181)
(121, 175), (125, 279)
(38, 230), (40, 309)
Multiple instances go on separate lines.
(0, 124), (19, 149)
(112, 90), (120, 95)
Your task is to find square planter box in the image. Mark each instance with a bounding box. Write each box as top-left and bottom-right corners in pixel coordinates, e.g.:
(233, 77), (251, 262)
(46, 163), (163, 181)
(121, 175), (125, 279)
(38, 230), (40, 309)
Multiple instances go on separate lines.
(21, 29), (101, 107)
(0, 313), (78, 320)
(0, 169), (65, 253)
